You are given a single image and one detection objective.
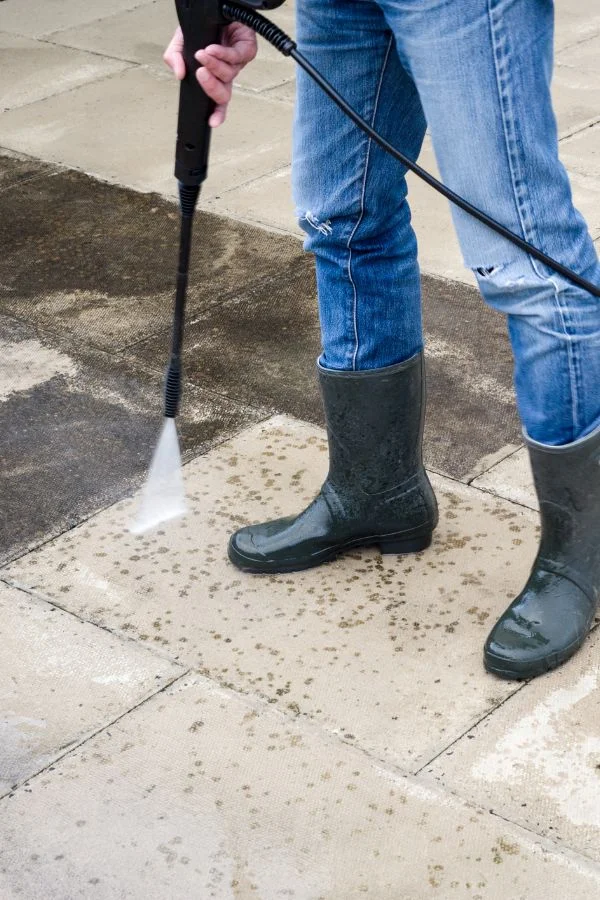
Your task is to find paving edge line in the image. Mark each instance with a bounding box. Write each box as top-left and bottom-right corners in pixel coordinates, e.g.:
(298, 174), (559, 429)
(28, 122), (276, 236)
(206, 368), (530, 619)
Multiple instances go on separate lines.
(0, 665), (190, 803)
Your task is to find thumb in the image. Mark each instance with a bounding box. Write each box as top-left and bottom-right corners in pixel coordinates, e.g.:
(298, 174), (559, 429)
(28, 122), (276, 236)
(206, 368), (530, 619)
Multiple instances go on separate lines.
(163, 28), (186, 80)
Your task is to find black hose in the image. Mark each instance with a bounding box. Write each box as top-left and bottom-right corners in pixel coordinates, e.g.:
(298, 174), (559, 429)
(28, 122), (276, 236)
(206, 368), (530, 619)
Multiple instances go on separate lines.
(222, 1), (600, 299)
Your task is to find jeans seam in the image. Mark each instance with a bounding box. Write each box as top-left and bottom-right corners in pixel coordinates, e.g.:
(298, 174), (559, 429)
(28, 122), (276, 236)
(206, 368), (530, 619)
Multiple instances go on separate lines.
(486, 0), (541, 277)
(347, 33), (394, 371)
(548, 278), (581, 439)
(487, 0), (579, 438)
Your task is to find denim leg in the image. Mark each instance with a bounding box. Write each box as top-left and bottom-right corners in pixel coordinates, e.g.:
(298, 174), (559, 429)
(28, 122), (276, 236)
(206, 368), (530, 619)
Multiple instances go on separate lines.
(381, 0), (600, 444)
(293, 0), (427, 371)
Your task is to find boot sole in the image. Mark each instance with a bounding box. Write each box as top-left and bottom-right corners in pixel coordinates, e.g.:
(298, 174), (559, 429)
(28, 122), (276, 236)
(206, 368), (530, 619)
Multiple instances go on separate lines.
(228, 530), (433, 574)
(484, 632), (588, 681)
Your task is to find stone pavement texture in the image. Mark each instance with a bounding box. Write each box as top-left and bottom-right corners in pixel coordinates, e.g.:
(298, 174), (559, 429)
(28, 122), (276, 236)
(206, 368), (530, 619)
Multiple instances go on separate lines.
(0, 0), (599, 897)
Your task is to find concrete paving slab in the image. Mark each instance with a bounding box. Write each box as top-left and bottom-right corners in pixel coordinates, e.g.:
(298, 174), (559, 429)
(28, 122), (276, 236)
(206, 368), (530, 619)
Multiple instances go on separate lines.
(0, 315), (267, 566)
(0, 66), (293, 199)
(203, 163), (301, 235)
(568, 170), (600, 241)
(0, 31), (130, 113)
(422, 628), (600, 865)
(5, 416), (539, 772)
(48, 0), (296, 93)
(560, 122), (600, 180)
(44, 0), (179, 67)
(472, 448), (538, 512)
(557, 34), (600, 77)
(0, 160), (306, 352)
(406, 140), (473, 287)
(2, 674), (600, 900)
(552, 65), (600, 138)
(263, 79), (296, 105)
(0, 580), (182, 796)
(555, 6), (600, 53)
(0, 0), (157, 39)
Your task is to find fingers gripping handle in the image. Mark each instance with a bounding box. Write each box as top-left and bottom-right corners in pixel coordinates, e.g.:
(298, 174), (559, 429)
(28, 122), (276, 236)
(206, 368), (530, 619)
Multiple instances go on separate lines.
(174, 0), (226, 185)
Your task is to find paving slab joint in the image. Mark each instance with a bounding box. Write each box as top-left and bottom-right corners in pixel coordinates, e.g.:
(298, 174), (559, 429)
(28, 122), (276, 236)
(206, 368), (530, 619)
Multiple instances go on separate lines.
(559, 116), (600, 143)
(0, 61), (138, 116)
(0, 575), (190, 669)
(404, 768), (600, 873)
(0, 666), (190, 803)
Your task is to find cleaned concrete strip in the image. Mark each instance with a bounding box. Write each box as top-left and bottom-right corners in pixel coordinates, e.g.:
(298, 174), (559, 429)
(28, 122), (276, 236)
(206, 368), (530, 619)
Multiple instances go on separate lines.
(566, 170), (600, 240)
(0, 0), (157, 39)
(0, 32), (130, 112)
(5, 415), (539, 771)
(0, 581), (183, 796)
(422, 629), (600, 864)
(1, 674), (600, 899)
(202, 163), (301, 236)
(560, 123), (600, 180)
(47, 0), (296, 93)
(552, 65), (600, 139)
(557, 34), (600, 77)
(472, 448), (538, 511)
(0, 336), (76, 401)
(554, 5), (600, 52)
(0, 66), (293, 199)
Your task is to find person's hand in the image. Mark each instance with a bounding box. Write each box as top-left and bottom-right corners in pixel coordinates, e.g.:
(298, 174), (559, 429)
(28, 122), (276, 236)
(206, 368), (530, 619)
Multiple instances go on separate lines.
(163, 24), (258, 127)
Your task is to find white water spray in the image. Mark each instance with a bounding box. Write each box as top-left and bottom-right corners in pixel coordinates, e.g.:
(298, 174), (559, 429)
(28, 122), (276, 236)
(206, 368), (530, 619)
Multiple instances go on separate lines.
(130, 417), (186, 534)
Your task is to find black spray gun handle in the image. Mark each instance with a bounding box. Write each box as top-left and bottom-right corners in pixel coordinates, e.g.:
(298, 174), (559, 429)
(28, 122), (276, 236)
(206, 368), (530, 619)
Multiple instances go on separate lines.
(174, 0), (225, 186)
(174, 0), (286, 187)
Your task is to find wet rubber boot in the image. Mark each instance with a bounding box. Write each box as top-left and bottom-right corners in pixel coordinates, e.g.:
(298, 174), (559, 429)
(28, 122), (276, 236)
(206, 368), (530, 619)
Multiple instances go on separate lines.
(228, 352), (438, 574)
(484, 424), (600, 680)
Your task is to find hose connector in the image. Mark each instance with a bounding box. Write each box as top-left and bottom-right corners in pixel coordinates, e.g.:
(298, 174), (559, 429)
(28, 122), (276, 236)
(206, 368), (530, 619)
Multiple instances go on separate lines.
(221, 2), (296, 54)
(164, 357), (182, 418)
(179, 182), (201, 218)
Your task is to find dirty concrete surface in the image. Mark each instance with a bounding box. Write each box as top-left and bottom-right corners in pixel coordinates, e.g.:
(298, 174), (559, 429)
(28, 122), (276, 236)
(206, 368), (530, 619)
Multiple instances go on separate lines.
(0, 158), (521, 567)
(1, 0), (600, 897)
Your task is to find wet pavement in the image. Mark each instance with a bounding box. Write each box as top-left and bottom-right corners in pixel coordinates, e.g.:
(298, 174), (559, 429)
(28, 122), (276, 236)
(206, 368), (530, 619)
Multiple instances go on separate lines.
(0, 157), (522, 568)
(1, 1), (600, 897)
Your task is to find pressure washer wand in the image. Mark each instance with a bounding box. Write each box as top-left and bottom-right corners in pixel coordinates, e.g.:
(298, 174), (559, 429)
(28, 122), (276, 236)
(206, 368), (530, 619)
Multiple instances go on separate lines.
(131, 0), (227, 534)
(164, 0), (227, 418)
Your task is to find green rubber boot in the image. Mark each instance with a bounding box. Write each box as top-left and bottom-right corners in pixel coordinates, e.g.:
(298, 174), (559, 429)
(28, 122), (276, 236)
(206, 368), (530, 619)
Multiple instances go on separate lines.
(228, 352), (438, 573)
(484, 424), (600, 680)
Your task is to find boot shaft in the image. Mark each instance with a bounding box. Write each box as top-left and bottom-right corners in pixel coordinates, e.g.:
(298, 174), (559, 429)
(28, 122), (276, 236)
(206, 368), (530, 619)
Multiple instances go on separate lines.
(527, 425), (600, 600)
(318, 353), (426, 496)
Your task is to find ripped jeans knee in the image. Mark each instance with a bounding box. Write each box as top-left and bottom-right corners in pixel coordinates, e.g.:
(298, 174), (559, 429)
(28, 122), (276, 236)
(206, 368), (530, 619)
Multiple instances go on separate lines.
(300, 209), (333, 237)
(473, 258), (561, 314)
(472, 256), (600, 444)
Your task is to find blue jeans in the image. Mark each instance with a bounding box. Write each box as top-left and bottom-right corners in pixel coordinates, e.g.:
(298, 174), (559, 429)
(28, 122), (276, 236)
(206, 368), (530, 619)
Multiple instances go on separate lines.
(292, 0), (600, 445)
